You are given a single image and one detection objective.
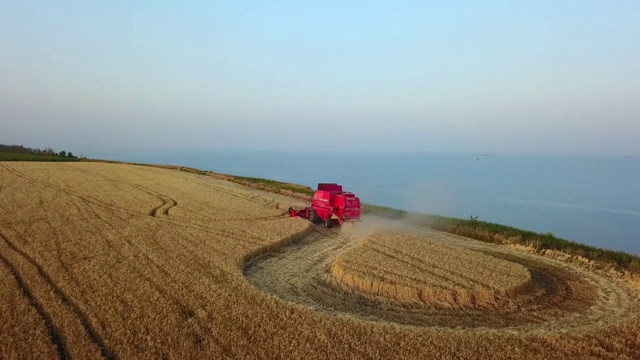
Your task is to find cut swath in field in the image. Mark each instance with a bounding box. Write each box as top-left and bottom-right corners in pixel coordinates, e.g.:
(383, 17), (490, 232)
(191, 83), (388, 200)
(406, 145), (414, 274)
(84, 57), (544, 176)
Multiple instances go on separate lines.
(330, 231), (533, 307)
(245, 225), (634, 331)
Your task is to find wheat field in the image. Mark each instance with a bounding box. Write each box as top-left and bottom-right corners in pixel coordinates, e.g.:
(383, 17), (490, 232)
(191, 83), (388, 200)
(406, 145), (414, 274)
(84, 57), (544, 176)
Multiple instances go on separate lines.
(2, 162), (640, 359)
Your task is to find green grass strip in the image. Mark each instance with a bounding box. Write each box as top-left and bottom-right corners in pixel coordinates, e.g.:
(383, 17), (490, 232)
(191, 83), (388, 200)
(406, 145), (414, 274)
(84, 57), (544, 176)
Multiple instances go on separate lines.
(0, 152), (81, 162)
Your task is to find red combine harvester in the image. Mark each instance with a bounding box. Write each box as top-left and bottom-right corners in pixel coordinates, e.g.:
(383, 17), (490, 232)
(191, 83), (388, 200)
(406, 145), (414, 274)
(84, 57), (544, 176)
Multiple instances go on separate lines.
(288, 183), (361, 228)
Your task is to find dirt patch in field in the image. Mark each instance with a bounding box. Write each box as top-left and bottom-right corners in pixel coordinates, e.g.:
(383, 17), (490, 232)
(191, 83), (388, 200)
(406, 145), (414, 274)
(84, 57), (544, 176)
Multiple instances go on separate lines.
(244, 219), (638, 332)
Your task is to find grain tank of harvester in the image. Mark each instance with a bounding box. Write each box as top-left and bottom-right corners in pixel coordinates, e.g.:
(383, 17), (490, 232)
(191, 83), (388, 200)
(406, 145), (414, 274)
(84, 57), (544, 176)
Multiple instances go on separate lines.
(288, 183), (361, 228)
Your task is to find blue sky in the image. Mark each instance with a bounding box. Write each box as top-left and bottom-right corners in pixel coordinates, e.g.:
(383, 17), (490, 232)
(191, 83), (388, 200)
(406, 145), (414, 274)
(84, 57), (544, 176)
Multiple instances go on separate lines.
(1, 1), (638, 155)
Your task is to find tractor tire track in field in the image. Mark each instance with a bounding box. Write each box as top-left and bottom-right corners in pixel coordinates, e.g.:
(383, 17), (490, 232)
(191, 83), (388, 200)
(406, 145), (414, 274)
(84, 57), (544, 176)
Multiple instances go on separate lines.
(85, 165), (290, 220)
(61, 165), (179, 218)
(70, 194), (234, 328)
(244, 223), (637, 333)
(95, 175), (179, 217)
(72, 196), (205, 309)
(0, 164), (144, 219)
(0, 230), (114, 360)
(136, 187), (177, 217)
(4, 163), (179, 219)
(73, 165), (278, 220)
(0, 252), (68, 360)
(0, 164), (5, 196)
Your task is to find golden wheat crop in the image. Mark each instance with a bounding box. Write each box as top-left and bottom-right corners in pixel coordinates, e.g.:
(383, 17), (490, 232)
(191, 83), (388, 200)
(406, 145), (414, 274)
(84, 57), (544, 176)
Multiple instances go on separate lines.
(0, 162), (310, 359)
(330, 231), (532, 306)
(1, 162), (640, 360)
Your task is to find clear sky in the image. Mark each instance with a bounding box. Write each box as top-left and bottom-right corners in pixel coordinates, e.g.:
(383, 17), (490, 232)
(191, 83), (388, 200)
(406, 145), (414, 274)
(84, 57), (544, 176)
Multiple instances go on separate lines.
(1, 1), (639, 156)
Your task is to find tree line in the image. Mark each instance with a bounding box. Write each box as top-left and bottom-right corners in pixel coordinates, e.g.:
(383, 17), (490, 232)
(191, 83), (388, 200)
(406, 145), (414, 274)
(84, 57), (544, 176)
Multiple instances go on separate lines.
(0, 144), (78, 158)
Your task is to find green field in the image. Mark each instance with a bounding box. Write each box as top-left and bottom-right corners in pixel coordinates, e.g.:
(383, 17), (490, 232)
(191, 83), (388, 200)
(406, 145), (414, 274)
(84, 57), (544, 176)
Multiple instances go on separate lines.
(0, 152), (81, 162)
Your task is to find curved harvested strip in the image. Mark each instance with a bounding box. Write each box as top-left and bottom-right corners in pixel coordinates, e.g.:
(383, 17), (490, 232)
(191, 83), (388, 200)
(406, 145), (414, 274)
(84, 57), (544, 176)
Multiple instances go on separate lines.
(244, 226), (637, 332)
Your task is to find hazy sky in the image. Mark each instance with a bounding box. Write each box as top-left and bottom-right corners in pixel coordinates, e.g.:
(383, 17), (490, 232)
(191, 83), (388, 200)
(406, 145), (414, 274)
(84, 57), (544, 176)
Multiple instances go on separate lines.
(1, 1), (639, 156)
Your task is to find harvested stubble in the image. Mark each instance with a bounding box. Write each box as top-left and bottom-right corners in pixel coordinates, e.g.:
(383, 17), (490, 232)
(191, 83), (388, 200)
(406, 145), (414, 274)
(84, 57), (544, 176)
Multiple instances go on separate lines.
(1, 162), (640, 360)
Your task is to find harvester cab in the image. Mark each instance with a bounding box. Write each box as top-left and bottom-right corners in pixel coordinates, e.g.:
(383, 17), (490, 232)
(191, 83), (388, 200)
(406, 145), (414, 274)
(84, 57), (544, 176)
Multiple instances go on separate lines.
(288, 183), (361, 228)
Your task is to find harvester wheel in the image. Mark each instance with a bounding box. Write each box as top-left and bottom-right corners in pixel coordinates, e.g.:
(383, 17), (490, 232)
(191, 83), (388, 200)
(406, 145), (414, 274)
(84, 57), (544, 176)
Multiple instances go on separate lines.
(309, 209), (320, 224)
(325, 218), (333, 228)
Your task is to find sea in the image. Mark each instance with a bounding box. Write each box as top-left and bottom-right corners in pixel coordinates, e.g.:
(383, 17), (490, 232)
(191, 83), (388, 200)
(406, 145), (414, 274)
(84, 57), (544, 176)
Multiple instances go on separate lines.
(100, 150), (640, 255)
